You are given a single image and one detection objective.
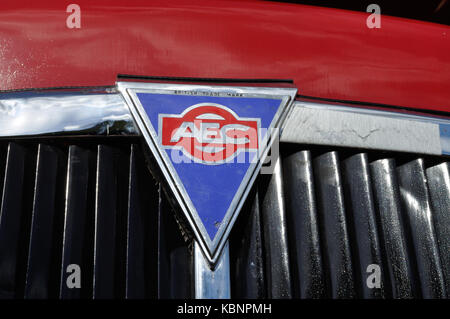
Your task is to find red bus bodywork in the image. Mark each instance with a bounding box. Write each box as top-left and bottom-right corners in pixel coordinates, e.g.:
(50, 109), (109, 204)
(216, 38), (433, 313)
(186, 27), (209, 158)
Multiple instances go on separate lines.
(0, 0), (449, 113)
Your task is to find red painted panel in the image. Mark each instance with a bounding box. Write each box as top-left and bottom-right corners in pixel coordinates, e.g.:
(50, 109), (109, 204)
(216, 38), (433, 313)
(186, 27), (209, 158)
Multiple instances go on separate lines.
(0, 1), (449, 112)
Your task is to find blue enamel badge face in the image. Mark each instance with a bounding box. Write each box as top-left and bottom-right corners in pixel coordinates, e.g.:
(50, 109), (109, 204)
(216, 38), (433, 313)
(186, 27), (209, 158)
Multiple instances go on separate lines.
(119, 83), (296, 262)
(138, 93), (279, 240)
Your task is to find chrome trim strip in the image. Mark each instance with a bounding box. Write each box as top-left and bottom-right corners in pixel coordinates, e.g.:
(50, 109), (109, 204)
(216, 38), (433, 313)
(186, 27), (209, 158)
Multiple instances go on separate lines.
(282, 101), (450, 156)
(0, 87), (448, 158)
(440, 123), (450, 155)
(0, 92), (137, 137)
(194, 240), (230, 299)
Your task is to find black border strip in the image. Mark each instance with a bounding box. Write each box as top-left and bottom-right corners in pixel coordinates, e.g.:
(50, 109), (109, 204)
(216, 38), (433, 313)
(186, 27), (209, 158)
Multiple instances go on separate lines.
(117, 74), (294, 84)
(0, 85), (115, 94)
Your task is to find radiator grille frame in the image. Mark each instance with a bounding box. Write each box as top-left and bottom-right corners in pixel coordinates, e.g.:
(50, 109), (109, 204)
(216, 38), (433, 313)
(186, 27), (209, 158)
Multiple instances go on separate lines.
(0, 137), (448, 299)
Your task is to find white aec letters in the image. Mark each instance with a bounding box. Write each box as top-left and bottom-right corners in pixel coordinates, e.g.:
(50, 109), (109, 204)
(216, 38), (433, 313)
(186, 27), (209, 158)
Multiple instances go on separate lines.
(170, 121), (252, 145)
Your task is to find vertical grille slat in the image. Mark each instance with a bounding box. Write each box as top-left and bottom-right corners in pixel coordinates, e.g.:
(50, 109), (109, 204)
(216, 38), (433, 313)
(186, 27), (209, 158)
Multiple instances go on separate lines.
(370, 159), (415, 298)
(230, 191), (266, 298)
(60, 146), (95, 299)
(158, 186), (193, 299)
(283, 150), (326, 299)
(157, 187), (169, 299)
(125, 144), (146, 298)
(167, 244), (192, 299)
(0, 143), (35, 298)
(342, 153), (386, 299)
(0, 142), (7, 213)
(426, 162), (450, 298)
(0, 143), (26, 298)
(260, 158), (292, 299)
(93, 145), (119, 299)
(313, 152), (355, 299)
(24, 144), (64, 299)
(125, 144), (157, 298)
(397, 159), (446, 298)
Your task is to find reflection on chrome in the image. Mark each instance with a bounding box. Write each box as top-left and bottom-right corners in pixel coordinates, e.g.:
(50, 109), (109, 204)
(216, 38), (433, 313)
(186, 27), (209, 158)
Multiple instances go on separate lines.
(0, 92), (137, 137)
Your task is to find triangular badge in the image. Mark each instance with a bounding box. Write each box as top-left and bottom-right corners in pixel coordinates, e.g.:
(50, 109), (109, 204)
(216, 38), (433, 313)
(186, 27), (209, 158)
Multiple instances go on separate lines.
(118, 82), (297, 264)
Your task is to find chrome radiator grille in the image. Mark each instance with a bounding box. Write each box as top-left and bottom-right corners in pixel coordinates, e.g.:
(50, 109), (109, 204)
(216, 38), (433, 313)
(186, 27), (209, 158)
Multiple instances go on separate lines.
(0, 138), (448, 299)
(231, 146), (449, 299)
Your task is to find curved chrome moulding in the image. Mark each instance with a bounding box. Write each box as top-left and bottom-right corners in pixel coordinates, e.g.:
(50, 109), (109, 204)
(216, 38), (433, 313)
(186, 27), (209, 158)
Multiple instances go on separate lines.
(0, 90), (138, 137)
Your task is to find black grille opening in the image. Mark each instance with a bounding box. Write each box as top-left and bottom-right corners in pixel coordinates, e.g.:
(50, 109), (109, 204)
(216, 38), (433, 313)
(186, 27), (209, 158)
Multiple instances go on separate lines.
(0, 137), (448, 299)
(0, 138), (193, 299)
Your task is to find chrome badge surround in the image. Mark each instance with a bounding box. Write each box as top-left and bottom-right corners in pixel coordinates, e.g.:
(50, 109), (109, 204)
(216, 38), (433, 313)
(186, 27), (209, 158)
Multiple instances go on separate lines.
(117, 82), (297, 265)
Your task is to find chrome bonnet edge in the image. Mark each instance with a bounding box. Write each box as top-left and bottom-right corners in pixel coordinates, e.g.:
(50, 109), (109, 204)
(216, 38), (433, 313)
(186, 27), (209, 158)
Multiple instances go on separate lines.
(0, 90), (138, 137)
(0, 86), (448, 158)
